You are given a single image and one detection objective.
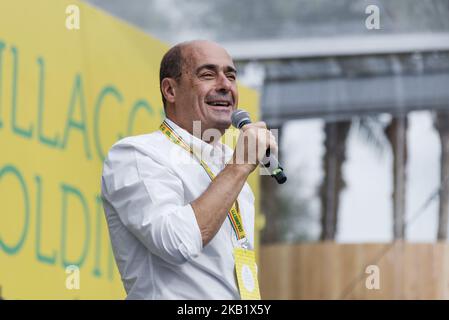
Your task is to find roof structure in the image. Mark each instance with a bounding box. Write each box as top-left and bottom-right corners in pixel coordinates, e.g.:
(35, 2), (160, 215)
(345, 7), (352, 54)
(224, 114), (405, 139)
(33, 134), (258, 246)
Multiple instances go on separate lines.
(224, 33), (449, 125)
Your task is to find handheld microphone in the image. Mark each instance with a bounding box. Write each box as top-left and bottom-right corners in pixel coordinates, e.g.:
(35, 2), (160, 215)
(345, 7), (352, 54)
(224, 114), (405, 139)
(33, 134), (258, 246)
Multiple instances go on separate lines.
(231, 109), (287, 184)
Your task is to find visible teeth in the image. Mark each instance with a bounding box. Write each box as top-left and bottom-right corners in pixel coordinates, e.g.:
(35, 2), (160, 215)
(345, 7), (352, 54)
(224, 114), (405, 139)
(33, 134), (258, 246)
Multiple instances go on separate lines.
(209, 102), (229, 106)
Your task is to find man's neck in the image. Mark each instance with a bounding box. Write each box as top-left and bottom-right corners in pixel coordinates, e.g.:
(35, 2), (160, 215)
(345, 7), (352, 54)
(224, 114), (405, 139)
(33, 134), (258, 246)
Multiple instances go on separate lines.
(166, 116), (225, 144)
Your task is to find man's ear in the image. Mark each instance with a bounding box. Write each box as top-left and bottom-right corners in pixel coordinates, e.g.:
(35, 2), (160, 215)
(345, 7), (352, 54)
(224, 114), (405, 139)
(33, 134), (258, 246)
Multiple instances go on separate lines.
(161, 78), (176, 104)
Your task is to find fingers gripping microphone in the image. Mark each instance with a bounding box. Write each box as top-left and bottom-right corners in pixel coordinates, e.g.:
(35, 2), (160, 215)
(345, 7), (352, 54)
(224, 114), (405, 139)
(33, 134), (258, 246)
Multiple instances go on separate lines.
(231, 109), (287, 184)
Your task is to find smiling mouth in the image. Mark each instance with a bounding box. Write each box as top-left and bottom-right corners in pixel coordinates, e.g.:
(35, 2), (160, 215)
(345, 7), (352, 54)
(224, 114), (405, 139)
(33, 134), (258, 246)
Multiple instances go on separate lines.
(205, 100), (232, 107)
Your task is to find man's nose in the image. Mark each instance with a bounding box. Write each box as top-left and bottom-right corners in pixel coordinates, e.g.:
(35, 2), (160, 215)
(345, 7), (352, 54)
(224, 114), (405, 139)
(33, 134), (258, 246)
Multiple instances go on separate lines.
(216, 73), (232, 92)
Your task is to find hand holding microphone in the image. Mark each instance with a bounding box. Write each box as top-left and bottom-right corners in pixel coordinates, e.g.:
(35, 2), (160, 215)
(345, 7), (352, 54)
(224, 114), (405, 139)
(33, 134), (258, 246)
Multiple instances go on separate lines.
(231, 109), (287, 184)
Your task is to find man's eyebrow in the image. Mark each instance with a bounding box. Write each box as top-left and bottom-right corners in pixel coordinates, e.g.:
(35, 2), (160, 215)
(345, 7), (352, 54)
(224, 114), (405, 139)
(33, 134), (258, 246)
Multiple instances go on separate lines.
(225, 66), (238, 74)
(195, 64), (237, 74)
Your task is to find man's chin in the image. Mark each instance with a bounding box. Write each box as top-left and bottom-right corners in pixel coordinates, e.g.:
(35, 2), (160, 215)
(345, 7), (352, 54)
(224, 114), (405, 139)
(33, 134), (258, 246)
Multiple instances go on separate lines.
(215, 116), (232, 128)
(210, 120), (231, 131)
(207, 113), (232, 129)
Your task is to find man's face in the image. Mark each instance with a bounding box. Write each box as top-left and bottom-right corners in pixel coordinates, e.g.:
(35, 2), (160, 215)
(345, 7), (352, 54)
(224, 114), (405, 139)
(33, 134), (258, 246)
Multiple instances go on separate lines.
(174, 41), (238, 132)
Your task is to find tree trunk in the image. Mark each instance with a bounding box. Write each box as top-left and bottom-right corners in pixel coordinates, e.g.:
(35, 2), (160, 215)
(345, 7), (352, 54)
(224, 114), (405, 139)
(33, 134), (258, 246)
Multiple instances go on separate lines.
(434, 111), (449, 241)
(319, 120), (351, 241)
(385, 115), (408, 240)
(261, 125), (283, 243)
(261, 174), (281, 243)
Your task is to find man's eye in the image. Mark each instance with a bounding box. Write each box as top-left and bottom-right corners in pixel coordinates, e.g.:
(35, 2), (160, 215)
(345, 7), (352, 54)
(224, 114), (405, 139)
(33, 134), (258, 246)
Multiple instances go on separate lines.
(201, 73), (215, 78)
(227, 74), (236, 81)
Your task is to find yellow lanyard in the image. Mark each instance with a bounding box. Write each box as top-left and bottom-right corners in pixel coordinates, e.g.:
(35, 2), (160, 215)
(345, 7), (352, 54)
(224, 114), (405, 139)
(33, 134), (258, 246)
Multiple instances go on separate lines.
(160, 120), (248, 247)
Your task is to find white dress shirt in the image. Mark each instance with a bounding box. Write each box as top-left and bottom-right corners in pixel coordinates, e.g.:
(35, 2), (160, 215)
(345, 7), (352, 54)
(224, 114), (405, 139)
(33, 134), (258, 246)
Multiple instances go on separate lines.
(101, 118), (255, 300)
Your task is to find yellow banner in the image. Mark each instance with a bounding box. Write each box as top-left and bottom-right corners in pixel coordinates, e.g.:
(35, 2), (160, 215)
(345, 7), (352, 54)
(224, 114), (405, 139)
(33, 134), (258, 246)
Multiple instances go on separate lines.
(0, 0), (259, 299)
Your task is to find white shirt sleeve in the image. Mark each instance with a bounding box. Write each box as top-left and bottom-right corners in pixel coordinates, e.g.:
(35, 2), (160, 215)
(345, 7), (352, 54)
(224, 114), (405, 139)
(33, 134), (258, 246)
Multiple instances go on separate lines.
(101, 142), (203, 265)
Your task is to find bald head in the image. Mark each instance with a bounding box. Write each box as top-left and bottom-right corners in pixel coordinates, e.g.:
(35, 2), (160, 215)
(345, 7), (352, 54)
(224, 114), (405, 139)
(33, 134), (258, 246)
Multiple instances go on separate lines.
(159, 40), (238, 134)
(159, 40), (233, 110)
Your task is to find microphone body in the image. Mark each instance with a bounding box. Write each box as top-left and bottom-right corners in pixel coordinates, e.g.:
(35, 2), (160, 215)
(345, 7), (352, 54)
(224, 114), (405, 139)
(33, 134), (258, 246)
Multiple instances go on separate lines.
(231, 110), (287, 184)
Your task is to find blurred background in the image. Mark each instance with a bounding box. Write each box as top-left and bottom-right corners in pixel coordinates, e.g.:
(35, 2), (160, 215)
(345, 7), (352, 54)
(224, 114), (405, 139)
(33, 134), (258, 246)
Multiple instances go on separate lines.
(1, 0), (449, 299)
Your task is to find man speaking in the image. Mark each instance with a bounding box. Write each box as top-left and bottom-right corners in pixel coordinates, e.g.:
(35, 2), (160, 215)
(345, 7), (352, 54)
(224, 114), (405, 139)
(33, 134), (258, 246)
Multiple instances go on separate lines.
(101, 40), (277, 299)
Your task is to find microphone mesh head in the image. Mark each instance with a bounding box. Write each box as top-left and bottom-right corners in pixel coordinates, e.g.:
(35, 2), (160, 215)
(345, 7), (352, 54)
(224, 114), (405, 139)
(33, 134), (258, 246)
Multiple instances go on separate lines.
(231, 109), (250, 128)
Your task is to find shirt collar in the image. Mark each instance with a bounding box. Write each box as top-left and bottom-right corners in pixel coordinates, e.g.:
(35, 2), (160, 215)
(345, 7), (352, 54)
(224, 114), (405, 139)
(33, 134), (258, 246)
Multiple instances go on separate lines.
(163, 118), (229, 164)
